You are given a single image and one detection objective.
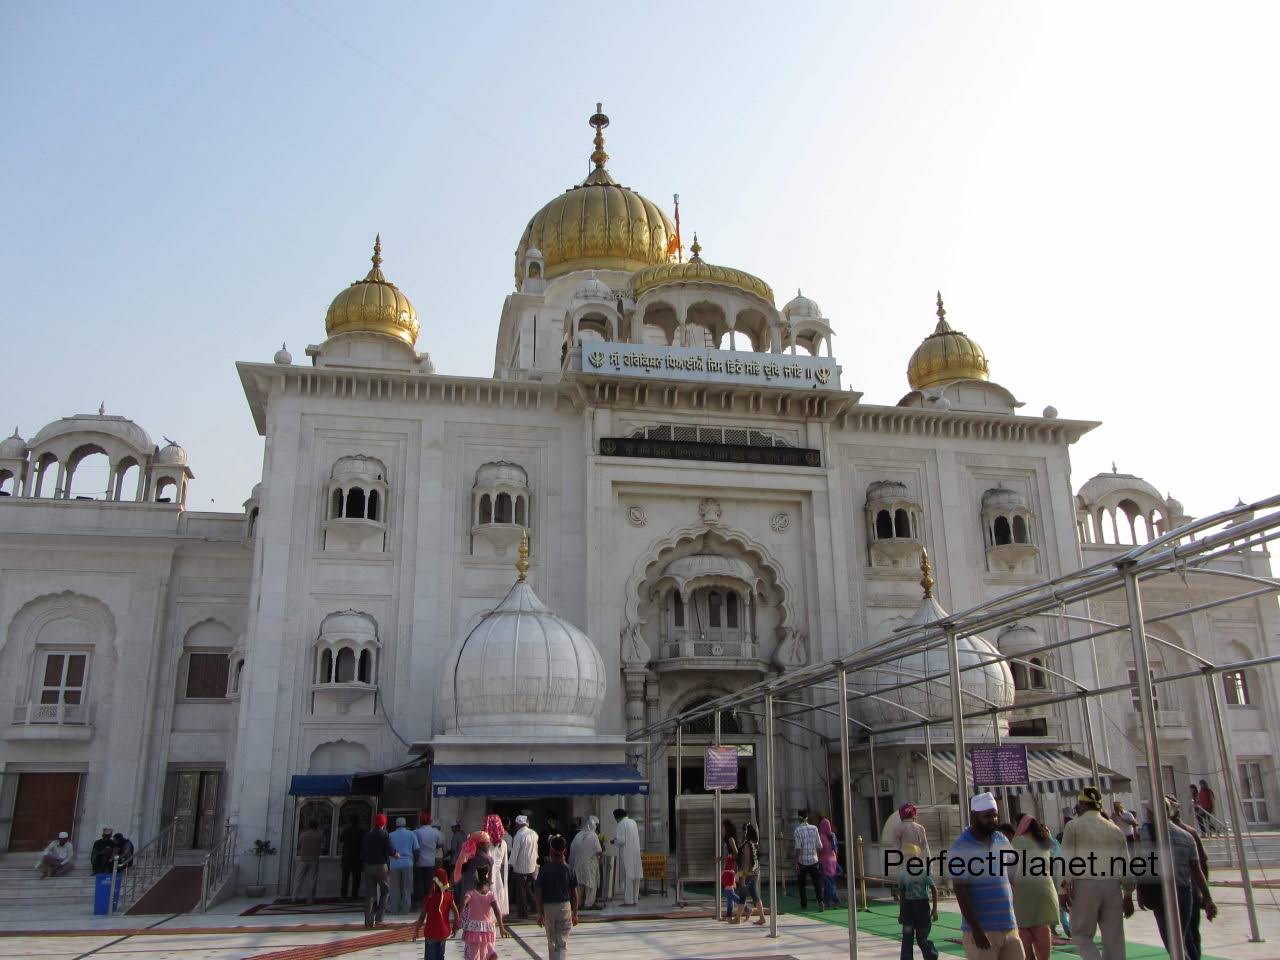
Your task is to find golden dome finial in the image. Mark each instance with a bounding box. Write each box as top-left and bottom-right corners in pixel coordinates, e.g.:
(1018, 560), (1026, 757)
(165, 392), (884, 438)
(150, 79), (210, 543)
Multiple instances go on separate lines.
(689, 233), (703, 262)
(365, 234), (386, 282)
(935, 290), (950, 333)
(516, 529), (530, 582)
(919, 547), (935, 599)
(585, 102), (616, 186)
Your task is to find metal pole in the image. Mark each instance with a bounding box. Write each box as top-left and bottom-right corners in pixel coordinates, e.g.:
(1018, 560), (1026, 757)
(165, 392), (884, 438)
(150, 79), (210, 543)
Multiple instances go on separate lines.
(1204, 670), (1263, 942)
(1079, 692), (1101, 789)
(109, 854), (119, 915)
(836, 669), (860, 960)
(714, 709), (722, 923)
(924, 723), (937, 808)
(675, 721), (683, 906)
(868, 735), (879, 841)
(764, 694), (779, 938)
(946, 628), (968, 834)
(1120, 564), (1185, 960)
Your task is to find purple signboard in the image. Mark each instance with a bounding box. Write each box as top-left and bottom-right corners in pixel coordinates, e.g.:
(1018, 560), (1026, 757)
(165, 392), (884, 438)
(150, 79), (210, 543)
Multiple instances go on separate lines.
(703, 746), (739, 790)
(970, 744), (1030, 787)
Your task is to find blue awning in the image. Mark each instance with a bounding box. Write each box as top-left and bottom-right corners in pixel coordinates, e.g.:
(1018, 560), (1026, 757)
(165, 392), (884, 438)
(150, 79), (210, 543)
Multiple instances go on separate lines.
(288, 774), (385, 797)
(432, 764), (648, 798)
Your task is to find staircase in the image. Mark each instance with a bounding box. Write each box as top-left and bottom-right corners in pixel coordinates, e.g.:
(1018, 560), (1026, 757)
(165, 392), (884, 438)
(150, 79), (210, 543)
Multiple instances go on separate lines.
(0, 858), (97, 909)
(1203, 830), (1280, 869)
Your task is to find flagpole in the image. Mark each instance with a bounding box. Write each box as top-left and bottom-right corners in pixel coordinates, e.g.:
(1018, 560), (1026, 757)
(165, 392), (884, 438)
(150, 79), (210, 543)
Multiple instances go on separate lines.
(673, 193), (683, 262)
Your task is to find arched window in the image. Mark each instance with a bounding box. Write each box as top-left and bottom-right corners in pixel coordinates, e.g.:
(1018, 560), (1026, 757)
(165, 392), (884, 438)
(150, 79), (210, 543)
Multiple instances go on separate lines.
(514, 496), (526, 526)
(1030, 657), (1047, 689)
(155, 477), (176, 503)
(708, 591), (722, 628)
(479, 494), (492, 524)
(319, 649), (333, 684)
(495, 493), (513, 524)
(726, 594), (739, 629)
(894, 509), (911, 538)
(345, 487), (366, 519)
(367, 489), (380, 521)
(331, 489), (344, 519)
(1011, 662), (1029, 691)
(248, 507), (259, 537)
(529, 262), (541, 279)
(334, 648), (357, 683)
(1225, 670), (1253, 706)
(680, 697), (743, 736)
(0, 471), (14, 497)
(1012, 515), (1029, 544)
(672, 593), (684, 627)
(358, 650), (371, 683)
(993, 516), (1012, 546)
(875, 510), (894, 540)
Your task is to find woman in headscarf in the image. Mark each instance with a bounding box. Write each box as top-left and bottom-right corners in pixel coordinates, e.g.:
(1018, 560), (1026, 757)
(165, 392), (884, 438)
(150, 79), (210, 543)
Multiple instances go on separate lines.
(569, 815), (603, 909)
(1010, 815), (1059, 960)
(817, 815), (839, 908)
(452, 830), (493, 906)
(483, 815), (509, 917)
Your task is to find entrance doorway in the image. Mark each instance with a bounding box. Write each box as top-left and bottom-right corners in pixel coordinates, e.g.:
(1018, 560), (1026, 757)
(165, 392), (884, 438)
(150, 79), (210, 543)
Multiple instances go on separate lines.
(486, 797), (574, 851)
(8, 773), (81, 852)
(163, 769), (222, 849)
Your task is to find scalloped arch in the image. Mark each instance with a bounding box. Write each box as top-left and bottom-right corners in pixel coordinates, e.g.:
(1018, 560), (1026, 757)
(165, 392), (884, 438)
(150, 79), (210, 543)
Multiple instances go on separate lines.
(622, 521), (799, 636)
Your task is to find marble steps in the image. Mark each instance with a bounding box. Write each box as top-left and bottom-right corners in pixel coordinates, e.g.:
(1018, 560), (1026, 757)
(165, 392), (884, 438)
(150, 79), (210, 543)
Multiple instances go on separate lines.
(1203, 831), (1280, 868)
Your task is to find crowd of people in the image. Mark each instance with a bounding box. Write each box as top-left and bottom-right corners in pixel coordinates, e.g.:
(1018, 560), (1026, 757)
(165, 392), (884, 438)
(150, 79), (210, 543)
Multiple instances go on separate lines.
(318, 806), (642, 959)
(905, 786), (1219, 960)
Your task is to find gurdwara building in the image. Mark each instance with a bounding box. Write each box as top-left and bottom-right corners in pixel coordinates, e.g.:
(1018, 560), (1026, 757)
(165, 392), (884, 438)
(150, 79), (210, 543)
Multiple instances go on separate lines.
(0, 108), (1275, 894)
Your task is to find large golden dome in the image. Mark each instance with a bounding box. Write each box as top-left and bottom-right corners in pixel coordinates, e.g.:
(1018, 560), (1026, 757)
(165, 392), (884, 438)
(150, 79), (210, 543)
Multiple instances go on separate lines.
(325, 235), (419, 346)
(630, 236), (774, 304)
(907, 293), (989, 390)
(515, 106), (676, 286)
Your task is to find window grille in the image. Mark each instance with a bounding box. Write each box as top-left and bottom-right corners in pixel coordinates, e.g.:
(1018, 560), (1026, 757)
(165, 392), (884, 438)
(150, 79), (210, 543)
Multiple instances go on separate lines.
(628, 424), (795, 447)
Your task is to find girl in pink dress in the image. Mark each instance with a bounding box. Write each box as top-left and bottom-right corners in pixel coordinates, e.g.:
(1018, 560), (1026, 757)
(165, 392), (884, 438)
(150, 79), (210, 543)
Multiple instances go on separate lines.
(461, 864), (505, 960)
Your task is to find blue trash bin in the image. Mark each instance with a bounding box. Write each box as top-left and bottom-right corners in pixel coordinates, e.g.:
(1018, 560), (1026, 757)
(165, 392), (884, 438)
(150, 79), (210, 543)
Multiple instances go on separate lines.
(93, 873), (121, 915)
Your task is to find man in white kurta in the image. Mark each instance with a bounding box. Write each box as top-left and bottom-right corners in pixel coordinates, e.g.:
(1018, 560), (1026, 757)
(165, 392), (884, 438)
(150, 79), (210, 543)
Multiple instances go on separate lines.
(611, 808), (642, 905)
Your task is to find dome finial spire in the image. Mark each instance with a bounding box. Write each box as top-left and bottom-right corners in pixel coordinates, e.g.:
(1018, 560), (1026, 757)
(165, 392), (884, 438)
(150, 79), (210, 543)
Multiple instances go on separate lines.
(516, 529), (530, 582)
(584, 102), (616, 185)
(919, 547), (935, 600)
(689, 233), (703, 262)
(364, 233), (386, 281)
(935, 290), (950, 333)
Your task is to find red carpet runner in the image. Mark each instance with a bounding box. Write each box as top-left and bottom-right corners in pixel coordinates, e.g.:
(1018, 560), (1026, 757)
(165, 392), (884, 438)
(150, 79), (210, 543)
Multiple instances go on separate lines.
(244, 924), (414, 960)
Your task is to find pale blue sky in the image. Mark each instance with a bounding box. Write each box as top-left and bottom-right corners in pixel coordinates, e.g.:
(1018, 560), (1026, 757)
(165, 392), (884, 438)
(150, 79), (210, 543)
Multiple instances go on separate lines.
(2, 2), (1276, 514)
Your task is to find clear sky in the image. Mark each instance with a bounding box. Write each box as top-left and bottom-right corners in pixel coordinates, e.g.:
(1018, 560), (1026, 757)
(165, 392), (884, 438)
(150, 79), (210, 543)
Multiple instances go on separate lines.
(2, 2), (1276, 515)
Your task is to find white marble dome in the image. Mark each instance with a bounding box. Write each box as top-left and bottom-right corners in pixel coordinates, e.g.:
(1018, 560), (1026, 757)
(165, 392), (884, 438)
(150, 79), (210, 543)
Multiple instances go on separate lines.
(782, 290), (823, 320)
(438, 578), (605, 736)
(320, 610), (378, 644)
(572, 275), (614, 302)
(982, 485), (1026, 512)
(30, 413), (153, 455)
(474, 461), (528, 489)
(156, 441), (188, 466)
(1077, 469), (1163, 506)
(0, 429), (26, 459)
(854, 593), (1014, 732)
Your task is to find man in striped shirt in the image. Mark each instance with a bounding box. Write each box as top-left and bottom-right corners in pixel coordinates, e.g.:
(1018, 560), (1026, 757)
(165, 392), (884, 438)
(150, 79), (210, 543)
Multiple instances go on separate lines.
(950, 792), (1023, 960)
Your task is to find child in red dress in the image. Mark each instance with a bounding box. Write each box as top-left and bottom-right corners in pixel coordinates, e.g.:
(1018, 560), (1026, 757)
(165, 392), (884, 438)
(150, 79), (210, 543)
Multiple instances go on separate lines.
(414, 867), (461, 960)
(460, 864), (505, 960)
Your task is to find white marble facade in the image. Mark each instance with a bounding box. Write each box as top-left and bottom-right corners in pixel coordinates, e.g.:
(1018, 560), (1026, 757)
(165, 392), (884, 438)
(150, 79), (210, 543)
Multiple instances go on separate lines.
(1, 111), (1277, 892)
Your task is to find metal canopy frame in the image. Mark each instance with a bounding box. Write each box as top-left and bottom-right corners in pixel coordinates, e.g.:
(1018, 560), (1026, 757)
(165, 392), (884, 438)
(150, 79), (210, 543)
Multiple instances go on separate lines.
(629, 495), (1280, 959)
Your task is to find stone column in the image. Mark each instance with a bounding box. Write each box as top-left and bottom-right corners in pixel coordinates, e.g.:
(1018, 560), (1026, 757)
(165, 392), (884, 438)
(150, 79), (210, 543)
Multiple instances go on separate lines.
(645, 675), (662, 845)
(623, 669), (647, 822)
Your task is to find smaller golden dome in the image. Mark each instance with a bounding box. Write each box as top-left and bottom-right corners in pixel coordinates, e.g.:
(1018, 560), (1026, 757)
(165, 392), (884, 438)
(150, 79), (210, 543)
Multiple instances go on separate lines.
(907, 292), (989, 390)
(324, 235), (419, 346)
(630, 235), (774, 304)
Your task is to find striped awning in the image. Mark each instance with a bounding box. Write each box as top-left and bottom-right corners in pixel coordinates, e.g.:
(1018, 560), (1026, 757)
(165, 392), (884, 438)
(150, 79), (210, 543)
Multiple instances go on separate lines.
(918, 748), (1127, 795)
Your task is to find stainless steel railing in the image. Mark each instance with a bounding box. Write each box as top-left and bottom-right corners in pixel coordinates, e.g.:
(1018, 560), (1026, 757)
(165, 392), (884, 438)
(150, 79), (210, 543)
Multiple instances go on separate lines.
(113, 818), (177, 914)
(198, 821), (238, 912)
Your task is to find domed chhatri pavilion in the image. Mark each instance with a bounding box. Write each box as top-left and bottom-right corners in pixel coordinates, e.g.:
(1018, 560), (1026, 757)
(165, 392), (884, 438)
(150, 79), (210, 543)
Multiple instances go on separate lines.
(1, 105), (1277, 898)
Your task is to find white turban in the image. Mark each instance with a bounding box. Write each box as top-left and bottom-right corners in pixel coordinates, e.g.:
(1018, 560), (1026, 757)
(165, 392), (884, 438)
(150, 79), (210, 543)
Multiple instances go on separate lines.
(971, 792), (998, 813)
